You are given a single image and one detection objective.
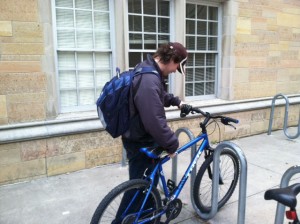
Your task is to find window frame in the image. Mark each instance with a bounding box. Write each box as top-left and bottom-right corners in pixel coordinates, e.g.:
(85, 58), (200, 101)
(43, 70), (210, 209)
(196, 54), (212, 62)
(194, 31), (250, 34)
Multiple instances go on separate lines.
(185, 0), (222, 101)
(51, 0), (116, 113)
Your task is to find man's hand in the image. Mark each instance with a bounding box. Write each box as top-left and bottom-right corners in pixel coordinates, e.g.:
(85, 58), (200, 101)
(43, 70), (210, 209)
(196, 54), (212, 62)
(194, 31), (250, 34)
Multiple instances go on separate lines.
(169, 152), (177, 158)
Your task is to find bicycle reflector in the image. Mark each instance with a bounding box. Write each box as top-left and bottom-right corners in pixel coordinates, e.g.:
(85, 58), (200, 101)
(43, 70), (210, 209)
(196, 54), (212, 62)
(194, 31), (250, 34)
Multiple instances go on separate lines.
(286, 210), (297, 220)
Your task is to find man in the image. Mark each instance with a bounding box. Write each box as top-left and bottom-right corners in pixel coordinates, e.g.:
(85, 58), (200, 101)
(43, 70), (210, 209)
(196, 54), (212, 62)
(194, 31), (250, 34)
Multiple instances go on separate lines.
(122, 42), (188, 181)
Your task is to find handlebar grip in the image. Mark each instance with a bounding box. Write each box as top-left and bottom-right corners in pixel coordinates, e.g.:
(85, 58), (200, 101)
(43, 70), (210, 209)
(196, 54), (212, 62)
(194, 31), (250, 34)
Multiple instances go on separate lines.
(222, 117), (239, 124)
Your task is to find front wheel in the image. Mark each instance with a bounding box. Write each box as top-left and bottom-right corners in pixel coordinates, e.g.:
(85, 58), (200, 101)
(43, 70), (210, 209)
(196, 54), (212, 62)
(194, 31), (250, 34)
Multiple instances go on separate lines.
(90, 179), (162, 224)
(192, 149), (240, 213)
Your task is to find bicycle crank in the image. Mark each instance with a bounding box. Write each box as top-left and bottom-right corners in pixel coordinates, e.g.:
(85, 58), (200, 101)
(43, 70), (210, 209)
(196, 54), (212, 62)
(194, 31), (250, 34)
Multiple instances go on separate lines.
(165, 199), (182, 223)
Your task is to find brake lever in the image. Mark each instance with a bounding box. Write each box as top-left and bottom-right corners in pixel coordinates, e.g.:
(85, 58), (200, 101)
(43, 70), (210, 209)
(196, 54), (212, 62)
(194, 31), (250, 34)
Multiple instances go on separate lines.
(228, 124), (236, 130)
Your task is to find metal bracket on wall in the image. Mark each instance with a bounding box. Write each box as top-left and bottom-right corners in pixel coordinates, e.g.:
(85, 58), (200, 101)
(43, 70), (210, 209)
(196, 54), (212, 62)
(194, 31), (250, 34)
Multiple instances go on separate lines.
(268, 93), (300, 139)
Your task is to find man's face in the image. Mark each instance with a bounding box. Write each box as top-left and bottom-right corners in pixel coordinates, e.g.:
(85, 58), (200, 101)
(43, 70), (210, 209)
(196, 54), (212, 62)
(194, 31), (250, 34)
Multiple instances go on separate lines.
(162, 60), (181, 77)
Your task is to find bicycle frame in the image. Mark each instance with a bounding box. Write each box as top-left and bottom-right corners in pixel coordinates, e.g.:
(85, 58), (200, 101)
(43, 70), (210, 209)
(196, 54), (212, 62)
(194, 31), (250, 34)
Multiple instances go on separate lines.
(132, 133), (211, 223)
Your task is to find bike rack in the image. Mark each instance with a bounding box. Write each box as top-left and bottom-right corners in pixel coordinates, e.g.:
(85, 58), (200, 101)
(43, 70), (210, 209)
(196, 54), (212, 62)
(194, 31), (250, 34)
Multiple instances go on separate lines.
(274, 165), (300, 224)
(191, 141), (248, 224)
(172, 128), (197, 199)
(268, 93), (300, 139)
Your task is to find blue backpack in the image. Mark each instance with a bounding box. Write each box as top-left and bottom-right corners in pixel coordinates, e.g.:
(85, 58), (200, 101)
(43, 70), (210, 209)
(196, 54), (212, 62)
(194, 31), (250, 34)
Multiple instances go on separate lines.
(96, 66), (158, 138)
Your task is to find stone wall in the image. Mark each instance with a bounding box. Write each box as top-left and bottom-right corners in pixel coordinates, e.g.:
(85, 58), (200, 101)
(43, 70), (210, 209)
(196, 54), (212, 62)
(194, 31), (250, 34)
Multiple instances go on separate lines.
(0, 0), (47, 125)
(1, 104), (299, 185)
(234, 0), (300, 99)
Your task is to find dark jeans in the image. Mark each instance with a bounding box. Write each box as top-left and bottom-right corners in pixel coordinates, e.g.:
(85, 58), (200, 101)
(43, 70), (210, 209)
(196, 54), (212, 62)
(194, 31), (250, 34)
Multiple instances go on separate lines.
(113, 142), (159, 224)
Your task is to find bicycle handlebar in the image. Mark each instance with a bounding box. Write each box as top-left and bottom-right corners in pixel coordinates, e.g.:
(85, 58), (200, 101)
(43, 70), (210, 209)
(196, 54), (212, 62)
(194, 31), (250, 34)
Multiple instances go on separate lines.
(180, 105), (239, 126)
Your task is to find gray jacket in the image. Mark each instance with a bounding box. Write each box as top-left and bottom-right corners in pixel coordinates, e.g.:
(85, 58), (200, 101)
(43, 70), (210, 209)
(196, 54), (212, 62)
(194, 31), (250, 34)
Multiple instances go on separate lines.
(122, 55), (181, 156)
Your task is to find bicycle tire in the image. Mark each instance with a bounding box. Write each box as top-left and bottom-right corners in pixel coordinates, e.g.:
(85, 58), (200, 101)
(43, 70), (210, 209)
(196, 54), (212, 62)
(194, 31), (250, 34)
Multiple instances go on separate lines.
(192, 149), (239, 213)
(90, 179), (162, 224)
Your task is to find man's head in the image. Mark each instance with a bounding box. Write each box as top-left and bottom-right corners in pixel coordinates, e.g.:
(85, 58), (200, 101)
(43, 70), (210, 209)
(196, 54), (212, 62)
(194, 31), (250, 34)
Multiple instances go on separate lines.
(153, 42), (188, 76)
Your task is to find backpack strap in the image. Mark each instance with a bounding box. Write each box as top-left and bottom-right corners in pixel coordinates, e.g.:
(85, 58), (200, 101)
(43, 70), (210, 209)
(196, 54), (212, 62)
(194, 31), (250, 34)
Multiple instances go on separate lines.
(132, 66), (159, 96)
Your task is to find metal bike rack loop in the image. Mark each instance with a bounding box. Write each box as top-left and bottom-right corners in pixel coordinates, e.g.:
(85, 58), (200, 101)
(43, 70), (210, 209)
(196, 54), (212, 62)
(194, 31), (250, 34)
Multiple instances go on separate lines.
(274, 165), (300, 224)
(268, 93), (300, 139)
(191, 141), (248, 224)
(172, 127), (197, 199)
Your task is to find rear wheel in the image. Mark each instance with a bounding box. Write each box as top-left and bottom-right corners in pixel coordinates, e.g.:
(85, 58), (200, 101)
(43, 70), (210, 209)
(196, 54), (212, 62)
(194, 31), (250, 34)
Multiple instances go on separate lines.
(91, 179), (162, 224)
(192, 149), (239, 213)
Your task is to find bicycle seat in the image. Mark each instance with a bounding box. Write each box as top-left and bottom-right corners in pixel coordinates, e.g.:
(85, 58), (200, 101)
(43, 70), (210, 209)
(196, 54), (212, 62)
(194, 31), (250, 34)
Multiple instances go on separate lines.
(264, 183), (300, 208)
(140, 147), (165, 159)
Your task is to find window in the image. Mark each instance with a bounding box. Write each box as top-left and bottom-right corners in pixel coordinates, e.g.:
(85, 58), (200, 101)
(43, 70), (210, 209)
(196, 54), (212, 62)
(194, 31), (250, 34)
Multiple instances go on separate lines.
(127, 0), (171, 68)
(185, 3), (220, 99)
(54, 0), (113, 112)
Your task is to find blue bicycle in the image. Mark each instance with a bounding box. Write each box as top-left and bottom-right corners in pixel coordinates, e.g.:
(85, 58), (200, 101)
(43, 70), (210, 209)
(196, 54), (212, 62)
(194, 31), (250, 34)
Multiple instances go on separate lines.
(91, 107), (240, 224)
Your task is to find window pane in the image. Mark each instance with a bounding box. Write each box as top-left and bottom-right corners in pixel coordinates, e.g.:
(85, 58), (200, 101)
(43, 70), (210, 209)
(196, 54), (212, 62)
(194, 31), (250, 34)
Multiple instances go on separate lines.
(208, 37), (217, 50)
(186, 68), (194, 82)
(158, 0), (169, 16)
(129, 52), (142, 68)
(186, 36), (195, 50)
(144, 34), (156, 49)
(209, 7), (218, 21)
(195, 68), (204, 81)
(78, 71), (94, 88)
(197, 21), (206, 35)
(206, 82), (215, 94)
(77, 30), (93, 48)
(197, 36), (206, 50)
(144, 16), (156, 32)
(61, 90), (77, 107)
(186, 4), (195, 19)
(76, 10), (92, 28)
(95, 52), (110, 68)
(206, 67), (215, 81)
(129, 33), (143, 49)
(158, 17), (169, 33)
(94, 12), (109, 30)
(56, 0), (73, 8)
(158, 35), (169, 44)
(195, 83), (204, 95)
(75, 0), (92, 9)
(197, 5), (207, 20)
(93, 0), (109, 11)
(95, 31), (110, 49)
(144, 0), (156, 15)
(128, 0), (141, 13)
(56, 9), (74, 28)
(206, 54), (215, 66)
(129, 15), (142, 31)
(58, 52), (75, 69)
(186, 20), (195, 35)
(96, 70), (110, 88)
(185, 83), (193, 96)
(79, 89), (94, 105)
(195, 54), (205, 66)
(208, 22), (218, 35)
(59, 71), (76, 89)
(57, 30), (75, 48)
(77, 53), (93, 69)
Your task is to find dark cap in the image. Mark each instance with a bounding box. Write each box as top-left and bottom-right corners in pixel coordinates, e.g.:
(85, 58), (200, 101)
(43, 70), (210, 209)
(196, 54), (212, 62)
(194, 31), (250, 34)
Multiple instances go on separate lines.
(169, 42), (188, 62)
(169, 42), (188, 75)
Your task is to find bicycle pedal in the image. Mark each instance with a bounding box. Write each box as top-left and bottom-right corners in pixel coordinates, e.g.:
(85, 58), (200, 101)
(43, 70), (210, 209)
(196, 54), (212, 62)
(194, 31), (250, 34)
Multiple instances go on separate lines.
(167, 179), (176, 192)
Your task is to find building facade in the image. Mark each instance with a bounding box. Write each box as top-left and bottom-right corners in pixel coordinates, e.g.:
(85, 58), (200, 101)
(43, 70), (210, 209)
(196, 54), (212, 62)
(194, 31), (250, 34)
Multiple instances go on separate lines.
(0, 0), (299, 185)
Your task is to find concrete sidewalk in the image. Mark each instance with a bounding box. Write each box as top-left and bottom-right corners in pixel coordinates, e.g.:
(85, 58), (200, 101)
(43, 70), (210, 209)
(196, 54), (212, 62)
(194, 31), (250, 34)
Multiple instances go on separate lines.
(0, 128), (300, 224)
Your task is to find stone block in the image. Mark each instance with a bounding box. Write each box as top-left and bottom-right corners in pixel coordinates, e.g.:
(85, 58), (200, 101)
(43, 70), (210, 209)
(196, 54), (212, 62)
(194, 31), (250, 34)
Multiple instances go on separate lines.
(0, 21), (12, 36)
(277, 12), (300, 28)
(0, 0), (38, 21)
(86, 146), (122, 168)
(0, 73), (46, 95)
(1, 43), (44, 55)
(13, 21), (43, 43)
(47, 152), (86, 176)
(21, 139), (46, 161)
(0, 95), (7, 118)
(0, 61), (41, 73)
(250, 120), (269, 135)
(0, 145), (20, 165)
(237, 17), (252, 34)
(0, 159), (46, 184)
